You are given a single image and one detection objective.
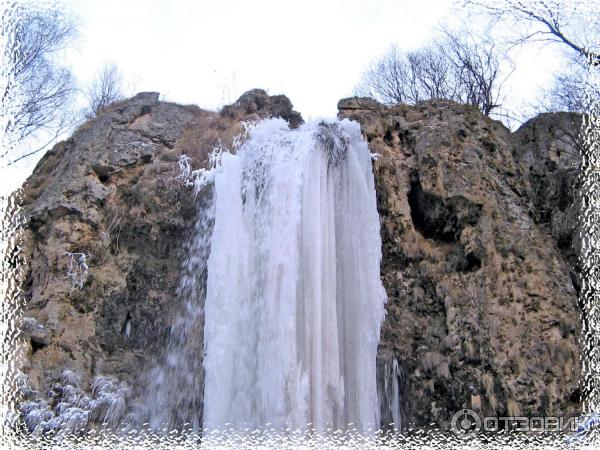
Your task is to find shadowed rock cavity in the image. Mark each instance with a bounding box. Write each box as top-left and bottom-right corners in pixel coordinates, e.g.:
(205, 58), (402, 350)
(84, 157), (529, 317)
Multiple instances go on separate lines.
(407, 171), (482, 242)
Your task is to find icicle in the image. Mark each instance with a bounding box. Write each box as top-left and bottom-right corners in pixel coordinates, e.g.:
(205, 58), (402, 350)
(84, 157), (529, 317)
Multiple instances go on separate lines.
(377, 356), (404, 432)
(201, 118), (386, 432)
(142, 117), (388, 434)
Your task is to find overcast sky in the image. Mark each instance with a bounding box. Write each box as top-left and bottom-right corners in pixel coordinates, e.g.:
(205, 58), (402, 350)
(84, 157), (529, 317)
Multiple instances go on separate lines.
(65, 0), (463, 115)
(2, 0), (572, 196)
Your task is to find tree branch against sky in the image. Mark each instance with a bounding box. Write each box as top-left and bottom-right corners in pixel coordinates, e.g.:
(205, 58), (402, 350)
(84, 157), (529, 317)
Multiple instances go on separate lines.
(354, 29), (512, 117)
(467, 0), (599, 64)
(464, 0), (600, 115)
(542, 55), (596, 113)
(2, 5), (78, 165)
(84, 63), (126, 119)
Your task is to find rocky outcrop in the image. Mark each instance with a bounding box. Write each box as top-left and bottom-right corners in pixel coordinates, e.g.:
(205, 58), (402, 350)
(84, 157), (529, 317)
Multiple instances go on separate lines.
(510, 112), (583, 288)
(220, 88), (304, 129)
(12, 90), (304, 432)
(339, 97), (582, 428)
(11, 90), (581, 433)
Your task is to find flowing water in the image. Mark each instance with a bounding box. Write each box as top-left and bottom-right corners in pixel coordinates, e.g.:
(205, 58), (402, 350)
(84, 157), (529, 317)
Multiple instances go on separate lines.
(142, 118), (388, 433)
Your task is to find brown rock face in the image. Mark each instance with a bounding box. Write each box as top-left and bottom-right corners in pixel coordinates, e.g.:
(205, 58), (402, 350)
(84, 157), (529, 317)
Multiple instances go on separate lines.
(12, 91), (581, 432)
(339, 98), (582, 428)
(510, 112), (583, 287)
(13, 90), (304, 430)
(220, 88), (304, 128)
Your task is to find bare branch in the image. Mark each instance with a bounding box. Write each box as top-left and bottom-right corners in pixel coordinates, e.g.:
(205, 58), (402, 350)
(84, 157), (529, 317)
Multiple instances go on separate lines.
(2, 7), (77, 162)
(83, 63), (126, 119)
(467, 0), (599, 65)
(7, 113), (73, 165)
(355, 30), (509, 116)
(541, 57), (597, 114)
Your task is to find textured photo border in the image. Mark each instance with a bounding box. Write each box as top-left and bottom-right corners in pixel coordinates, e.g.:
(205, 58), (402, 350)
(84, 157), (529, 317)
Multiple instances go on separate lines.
(1, 0), (599, 447)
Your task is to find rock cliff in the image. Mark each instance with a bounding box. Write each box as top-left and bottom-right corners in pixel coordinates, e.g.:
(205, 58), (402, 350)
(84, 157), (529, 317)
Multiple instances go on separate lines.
(10, 90), (582, 432)
(338, 98), (582, 428)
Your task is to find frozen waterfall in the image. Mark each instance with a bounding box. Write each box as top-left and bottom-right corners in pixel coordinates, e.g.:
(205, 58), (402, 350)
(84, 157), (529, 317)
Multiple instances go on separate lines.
(144, 118), (388, 433)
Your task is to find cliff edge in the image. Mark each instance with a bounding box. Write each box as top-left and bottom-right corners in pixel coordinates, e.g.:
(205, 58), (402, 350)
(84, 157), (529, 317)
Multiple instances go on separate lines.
(10, 91), (582, 431)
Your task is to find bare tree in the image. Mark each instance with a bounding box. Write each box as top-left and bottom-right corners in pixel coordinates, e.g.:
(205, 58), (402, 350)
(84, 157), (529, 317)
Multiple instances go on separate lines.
(543, 57), (594, 113)
(468, 1), (599, 114)
(468, 1), (599, 66)
(355, 30), (510, 116)
(442, 31), (511, 116)
(356, 45), (462, 105)
(2, 7), (77, 164)
(355, 45), (455, 105)
(84, 63), (126, 119)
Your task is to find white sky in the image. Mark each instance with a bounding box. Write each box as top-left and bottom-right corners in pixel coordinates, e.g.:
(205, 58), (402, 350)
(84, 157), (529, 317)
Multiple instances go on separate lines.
(65, 0), (461, 116)
(2, 0), (569, 196)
